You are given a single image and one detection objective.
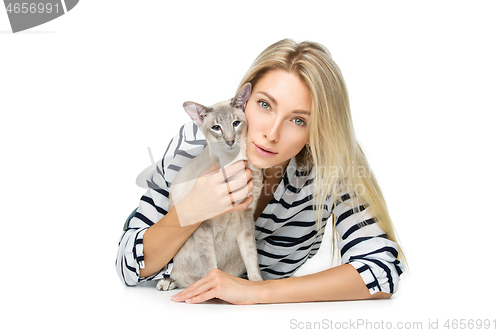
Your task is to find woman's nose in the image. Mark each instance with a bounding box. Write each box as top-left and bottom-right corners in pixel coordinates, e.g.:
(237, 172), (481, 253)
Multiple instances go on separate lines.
(264, 120), (280, 142)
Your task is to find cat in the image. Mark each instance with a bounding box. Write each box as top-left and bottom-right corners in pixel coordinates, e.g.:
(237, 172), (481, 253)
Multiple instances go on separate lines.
(156, 83), (264, 291)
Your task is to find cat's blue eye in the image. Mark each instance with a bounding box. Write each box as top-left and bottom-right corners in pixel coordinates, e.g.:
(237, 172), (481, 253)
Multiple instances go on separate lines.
(259, 101), (270, 110)
(233, 121), (241, 127)
(212, 125), (221, 131)
(294, 118), (306, 126)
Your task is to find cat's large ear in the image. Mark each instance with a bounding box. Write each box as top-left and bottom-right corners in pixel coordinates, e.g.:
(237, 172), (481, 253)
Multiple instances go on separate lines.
(183, 102), (209, 126)
(232, 83), (252, 110)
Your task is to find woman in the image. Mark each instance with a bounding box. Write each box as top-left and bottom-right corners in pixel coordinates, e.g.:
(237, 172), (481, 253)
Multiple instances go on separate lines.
(116, 39), (406, 304)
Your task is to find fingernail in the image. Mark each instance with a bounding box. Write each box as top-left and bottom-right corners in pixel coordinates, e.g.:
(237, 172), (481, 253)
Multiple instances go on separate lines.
(185, 299), (191, 303)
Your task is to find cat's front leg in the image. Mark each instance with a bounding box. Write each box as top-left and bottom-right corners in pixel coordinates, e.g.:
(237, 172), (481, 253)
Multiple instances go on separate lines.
(156, 278), (177, 291)
(237, 216), (263, 281)
(193, 221), (218, 275)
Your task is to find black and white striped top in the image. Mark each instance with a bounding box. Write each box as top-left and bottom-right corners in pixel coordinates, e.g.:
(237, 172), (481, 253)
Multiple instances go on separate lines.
(116, 122), (404, 295)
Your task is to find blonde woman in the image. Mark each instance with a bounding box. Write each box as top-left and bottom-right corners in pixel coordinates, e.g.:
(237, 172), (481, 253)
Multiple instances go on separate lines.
(116, 39), (406, 304)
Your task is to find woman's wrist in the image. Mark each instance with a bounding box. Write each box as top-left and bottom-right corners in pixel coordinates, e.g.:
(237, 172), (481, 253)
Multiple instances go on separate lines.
(254, 279), (274, 304)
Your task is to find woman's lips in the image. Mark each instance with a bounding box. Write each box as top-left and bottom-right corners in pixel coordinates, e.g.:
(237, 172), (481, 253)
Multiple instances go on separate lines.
(253, 143), (278, 157)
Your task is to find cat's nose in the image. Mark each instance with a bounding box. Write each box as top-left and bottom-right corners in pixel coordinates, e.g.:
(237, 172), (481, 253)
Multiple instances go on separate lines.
(226, 140), (235, 147)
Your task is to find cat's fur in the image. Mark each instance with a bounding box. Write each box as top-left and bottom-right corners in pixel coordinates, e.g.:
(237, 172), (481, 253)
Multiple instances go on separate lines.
(156, 83), (263, 291)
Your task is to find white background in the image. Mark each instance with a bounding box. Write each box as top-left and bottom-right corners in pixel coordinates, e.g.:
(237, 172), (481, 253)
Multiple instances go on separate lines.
(1, 1), (499, 332)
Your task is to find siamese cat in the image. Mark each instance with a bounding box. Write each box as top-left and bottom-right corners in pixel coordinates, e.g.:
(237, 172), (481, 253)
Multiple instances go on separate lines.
(157, 83), (264, 291)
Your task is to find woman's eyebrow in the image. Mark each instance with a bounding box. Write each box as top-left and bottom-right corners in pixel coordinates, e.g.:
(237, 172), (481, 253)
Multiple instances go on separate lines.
(256, 91), (277, 105)
(256, 91), (311, 115)
(292, 110), (311, 115)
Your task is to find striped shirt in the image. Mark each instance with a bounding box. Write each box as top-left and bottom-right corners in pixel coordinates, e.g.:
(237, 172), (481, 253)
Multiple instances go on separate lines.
(115, 122), (404, 295)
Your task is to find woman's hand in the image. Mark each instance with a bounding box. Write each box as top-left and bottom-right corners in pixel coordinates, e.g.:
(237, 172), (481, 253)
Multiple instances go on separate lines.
(171, 269), (264, 305)
(175, 159), (255, 226)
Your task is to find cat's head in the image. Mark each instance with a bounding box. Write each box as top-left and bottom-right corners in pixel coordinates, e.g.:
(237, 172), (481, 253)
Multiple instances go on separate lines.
(183, 83), (251, 151)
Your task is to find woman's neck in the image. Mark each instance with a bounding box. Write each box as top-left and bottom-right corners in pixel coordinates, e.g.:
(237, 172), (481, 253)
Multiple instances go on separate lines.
(253, 159), (289, 220)
(262, 158), (290, 185)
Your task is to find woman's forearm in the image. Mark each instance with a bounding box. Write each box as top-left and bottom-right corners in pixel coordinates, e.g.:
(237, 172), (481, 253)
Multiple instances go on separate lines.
(140, 203), (202, 278)
(257, 264), (391, 303)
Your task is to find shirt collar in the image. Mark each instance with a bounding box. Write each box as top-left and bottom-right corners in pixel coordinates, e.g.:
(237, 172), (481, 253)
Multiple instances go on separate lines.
(273, 156), (314, 199)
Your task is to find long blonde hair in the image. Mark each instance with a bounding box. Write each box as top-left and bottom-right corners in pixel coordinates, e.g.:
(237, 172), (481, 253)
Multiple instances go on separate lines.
(237, 39), (407, 268)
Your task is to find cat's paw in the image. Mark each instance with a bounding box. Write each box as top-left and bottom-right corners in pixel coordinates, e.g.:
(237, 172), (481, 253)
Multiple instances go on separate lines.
(156, 278), (177, 291)
(248, 273), (263, 282)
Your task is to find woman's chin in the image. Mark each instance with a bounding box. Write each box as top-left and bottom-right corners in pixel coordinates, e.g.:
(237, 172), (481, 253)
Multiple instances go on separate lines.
(247, 155), (268, 169)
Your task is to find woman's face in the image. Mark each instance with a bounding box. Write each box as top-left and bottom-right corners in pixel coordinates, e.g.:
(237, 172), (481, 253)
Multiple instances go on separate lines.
(245, 69), (311, 171)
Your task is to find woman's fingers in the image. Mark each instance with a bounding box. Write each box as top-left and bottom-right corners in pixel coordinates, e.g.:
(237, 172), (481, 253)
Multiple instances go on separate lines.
(210, 160), (253, 207)
(172, 269), (220, 303)
(220, 174), (254, 209)
(178, 282), (216, 303)
(214, 160), (247, 184)
(226, 167), (253, 193)
(230, 177), (254, 205)
(233, 194), (254, 210)
(172, 281), (211, 302)
(171, 269), (258, 305)
(178, 159), (254, 224)
(185, 288), (218, 304)
(224, 160), (248, 177)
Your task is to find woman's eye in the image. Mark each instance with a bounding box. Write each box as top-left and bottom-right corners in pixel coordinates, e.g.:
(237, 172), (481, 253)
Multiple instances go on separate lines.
(233, 121), (241, 127)
(293, 118), (306, 126)
(259, 101), (270, 109)
(212, 125), (221, 131)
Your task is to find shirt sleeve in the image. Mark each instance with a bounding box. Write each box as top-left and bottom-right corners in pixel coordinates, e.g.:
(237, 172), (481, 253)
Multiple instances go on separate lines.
(115, 122), (206, 286)
(333, 193), (405, 295)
